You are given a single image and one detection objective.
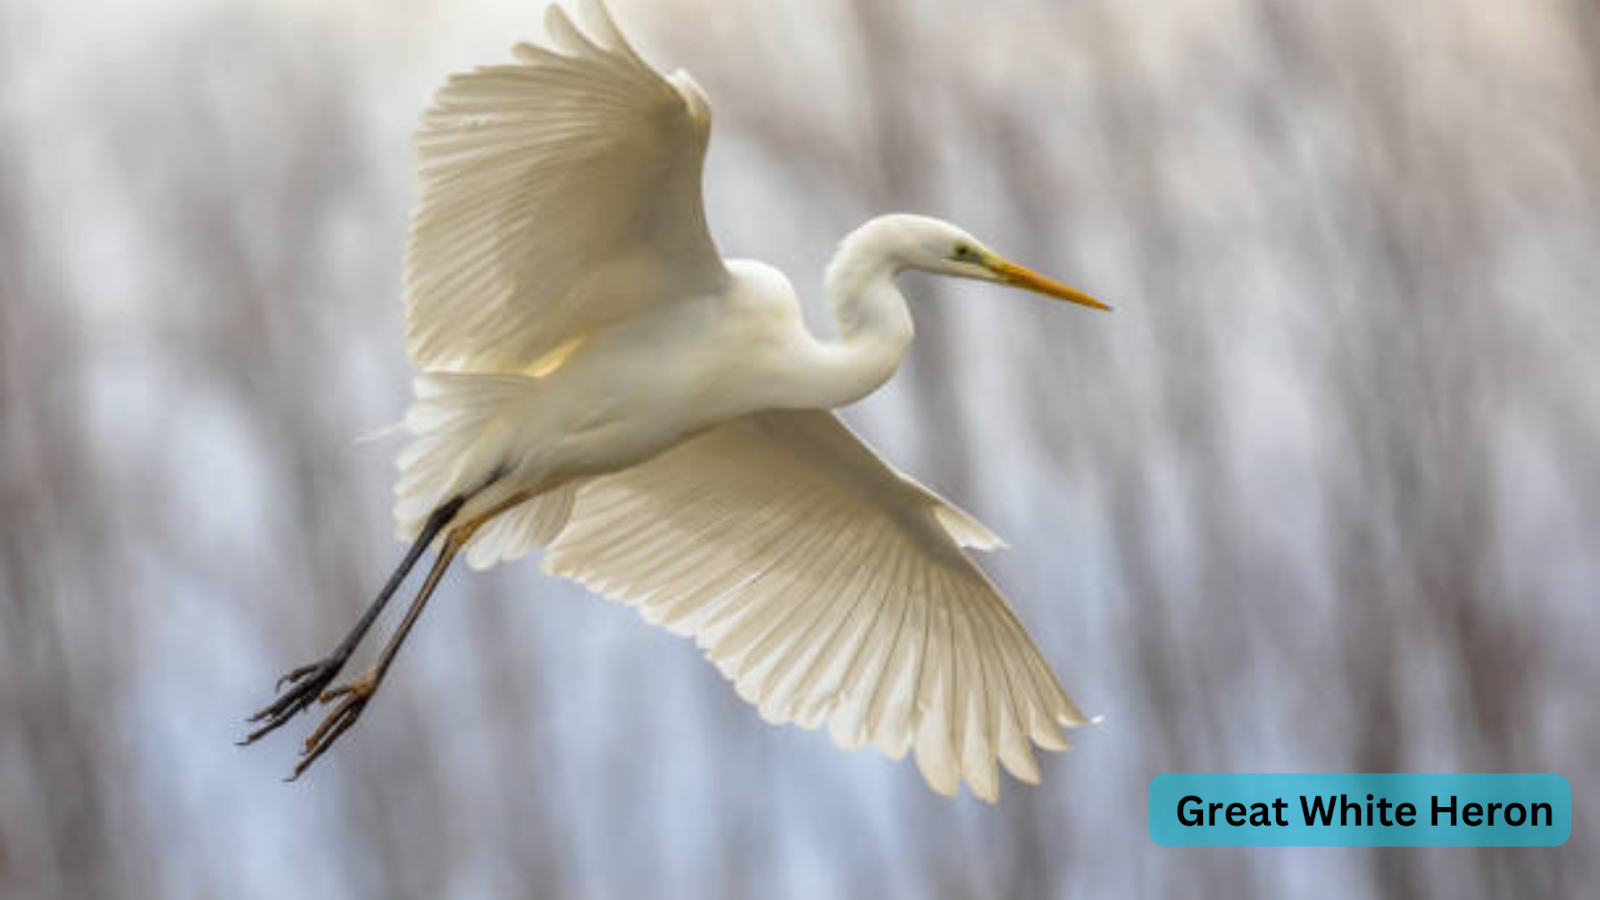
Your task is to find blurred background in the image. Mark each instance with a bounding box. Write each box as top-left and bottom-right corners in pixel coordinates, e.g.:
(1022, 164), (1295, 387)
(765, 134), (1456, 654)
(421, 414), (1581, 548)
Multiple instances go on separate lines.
(2, 0), (1597, 896)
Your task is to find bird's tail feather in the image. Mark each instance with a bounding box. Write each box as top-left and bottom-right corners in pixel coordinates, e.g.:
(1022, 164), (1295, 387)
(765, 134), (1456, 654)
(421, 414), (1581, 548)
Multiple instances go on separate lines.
(462, 480), (580, 570)
(392, 373), (572, 555)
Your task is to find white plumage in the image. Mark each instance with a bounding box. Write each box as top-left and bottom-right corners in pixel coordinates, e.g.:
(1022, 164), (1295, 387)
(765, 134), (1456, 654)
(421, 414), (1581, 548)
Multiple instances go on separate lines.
(542, 411), (1087, 800)
(245, 0), (1107, 800)
(405, 0), (722, 373)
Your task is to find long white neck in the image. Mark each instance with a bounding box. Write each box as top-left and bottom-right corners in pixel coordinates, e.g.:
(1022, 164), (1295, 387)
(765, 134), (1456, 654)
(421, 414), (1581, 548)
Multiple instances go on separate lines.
(801, 217), (918, 408)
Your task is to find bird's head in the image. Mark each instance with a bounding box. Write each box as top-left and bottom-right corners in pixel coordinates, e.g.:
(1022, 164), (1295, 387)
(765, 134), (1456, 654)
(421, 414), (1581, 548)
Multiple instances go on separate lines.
(895, 215), (1109, 312)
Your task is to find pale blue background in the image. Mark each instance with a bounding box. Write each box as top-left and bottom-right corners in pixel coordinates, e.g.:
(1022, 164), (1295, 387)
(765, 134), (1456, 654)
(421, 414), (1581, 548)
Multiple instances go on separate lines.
(3, 0), (1598, 897)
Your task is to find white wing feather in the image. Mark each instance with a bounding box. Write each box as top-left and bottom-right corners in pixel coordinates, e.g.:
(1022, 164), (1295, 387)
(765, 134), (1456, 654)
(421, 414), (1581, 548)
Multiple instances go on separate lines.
(405, 0), (725, 372)
(542, 410), (1089, 801)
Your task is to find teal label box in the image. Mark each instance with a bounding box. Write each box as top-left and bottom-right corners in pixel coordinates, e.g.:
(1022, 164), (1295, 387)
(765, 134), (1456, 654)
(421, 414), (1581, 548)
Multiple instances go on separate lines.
(1149, 774), (1570, 847)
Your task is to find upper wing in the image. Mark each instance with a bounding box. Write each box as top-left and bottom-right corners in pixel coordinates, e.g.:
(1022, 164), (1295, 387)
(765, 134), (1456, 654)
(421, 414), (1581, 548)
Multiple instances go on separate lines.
(405, 0), (725, 372)
(543, 410), (1090, 801)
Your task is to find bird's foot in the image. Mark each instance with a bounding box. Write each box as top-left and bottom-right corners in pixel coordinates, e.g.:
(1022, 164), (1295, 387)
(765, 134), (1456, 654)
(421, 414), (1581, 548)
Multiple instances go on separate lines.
(288, 669), (382, 781)
(239, 656), (345, 746)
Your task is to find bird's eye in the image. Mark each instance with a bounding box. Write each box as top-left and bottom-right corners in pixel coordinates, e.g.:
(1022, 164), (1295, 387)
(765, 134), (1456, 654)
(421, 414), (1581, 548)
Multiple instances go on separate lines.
(953, 243), (975, 261)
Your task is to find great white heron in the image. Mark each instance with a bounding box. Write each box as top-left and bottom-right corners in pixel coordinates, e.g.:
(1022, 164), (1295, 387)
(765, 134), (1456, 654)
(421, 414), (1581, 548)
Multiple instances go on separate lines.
(243, 0), (1104, 802)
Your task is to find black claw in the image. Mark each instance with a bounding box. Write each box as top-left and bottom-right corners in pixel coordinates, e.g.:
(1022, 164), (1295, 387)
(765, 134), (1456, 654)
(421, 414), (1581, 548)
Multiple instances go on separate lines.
(274, 662), (323, 693)
(238, 656), (346, 746)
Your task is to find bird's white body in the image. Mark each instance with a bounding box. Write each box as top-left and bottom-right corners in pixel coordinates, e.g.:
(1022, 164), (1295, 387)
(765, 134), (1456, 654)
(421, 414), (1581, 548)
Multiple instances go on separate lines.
(249, 0), (1104, 800)
(400, 225), (933, 543)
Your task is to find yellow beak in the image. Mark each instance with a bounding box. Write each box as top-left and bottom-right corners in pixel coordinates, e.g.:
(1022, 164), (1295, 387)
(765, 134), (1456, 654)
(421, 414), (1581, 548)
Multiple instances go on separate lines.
(990, 258), (1109, 311)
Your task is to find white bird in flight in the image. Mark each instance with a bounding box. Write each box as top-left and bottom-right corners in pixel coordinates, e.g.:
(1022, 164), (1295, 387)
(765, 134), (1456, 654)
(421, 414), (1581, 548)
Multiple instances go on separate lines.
(243, 0), (1104, 802)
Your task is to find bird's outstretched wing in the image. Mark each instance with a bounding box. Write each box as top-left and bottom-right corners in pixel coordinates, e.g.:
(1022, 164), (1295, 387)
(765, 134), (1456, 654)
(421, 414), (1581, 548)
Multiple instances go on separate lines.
(543, 410), (1089, 801)
(405, 0), (725, 372)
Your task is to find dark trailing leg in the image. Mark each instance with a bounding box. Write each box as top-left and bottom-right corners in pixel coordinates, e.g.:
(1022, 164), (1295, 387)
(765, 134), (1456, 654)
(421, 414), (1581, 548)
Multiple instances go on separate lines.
(238, 495), (466, 746)
(289, 528), (470, 779)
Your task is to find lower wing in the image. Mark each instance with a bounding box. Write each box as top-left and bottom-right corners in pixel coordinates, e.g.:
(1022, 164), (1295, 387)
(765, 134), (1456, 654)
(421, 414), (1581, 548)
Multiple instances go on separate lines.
(542, 409), (1089, 801)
